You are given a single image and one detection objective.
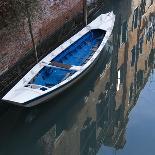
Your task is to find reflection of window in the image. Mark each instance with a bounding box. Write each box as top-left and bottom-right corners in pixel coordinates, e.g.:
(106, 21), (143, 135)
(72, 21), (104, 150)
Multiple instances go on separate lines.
(117, 65), (124, 91)
(120, 21), (128, 45)
(145, 60), (148, 71)
(147, 27), (153, 42)
(148, 49), (155, 66)
(128, 83), (133, 104)
(139, 36), (144, 54)
(136, 70), (144, 89)
(117, 70), (121, 91)
(131, 46), (136, 66)
(96, 92), (109, 127)
(132, 7), (139, 29)
(141, 0), (146, 5)
(136, 43), (139, 60)
(140, 0), (146, 15)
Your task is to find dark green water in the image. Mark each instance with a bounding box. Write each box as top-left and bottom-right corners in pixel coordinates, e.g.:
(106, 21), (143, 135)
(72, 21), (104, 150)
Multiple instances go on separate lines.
(0, 0), (155, 155)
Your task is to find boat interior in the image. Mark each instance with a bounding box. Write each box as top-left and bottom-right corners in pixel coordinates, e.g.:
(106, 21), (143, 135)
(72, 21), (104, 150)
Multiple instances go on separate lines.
(26, 29), (106, 90)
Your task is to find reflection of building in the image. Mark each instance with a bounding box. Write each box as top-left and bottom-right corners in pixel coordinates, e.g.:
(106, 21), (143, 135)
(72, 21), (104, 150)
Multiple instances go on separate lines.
(0, 1), (154, 155)
(38, 52), (112, 155)
(115, 0), (155, 149)
(23, 0), (155, 154)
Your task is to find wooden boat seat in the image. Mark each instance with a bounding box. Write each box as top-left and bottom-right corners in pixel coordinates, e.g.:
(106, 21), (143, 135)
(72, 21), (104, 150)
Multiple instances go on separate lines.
(50, 61), (72, 69)
(42, 61), (80, 71)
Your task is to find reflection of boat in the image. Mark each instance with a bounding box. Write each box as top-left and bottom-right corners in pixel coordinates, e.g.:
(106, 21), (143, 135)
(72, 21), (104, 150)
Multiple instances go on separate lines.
(2, 12), (115, 107)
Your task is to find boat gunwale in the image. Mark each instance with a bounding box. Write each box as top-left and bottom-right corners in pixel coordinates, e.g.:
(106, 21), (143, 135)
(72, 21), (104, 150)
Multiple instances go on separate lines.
(3, 50), (104, 107)
(2, 12), (115, 105)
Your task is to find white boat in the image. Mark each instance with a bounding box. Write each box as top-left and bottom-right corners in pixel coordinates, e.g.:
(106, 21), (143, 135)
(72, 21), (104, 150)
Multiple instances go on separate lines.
(2, 12), (115, 107)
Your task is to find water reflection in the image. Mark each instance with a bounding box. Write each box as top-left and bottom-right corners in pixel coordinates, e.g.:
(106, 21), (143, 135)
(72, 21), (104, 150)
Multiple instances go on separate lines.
(0, 0), (155, 155)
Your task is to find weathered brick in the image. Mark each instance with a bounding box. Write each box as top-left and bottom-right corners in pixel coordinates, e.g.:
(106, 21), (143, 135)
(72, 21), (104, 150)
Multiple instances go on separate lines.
(0, 0), (83, 74)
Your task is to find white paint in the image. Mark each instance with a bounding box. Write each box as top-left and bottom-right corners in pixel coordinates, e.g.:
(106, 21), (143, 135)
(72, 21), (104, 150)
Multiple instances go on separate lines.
(2, 12), (115, 104)
(117, 69), (121, 91)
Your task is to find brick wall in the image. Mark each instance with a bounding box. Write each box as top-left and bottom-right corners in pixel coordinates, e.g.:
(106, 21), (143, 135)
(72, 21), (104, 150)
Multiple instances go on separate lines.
(0, 0), (86, 97)
(0, 0), (108, 97)
(0, 0), (83, 75)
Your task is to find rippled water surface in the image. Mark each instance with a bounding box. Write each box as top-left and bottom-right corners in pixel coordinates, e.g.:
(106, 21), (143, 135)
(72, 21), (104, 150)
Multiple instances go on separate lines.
(0, 0), (155, 155)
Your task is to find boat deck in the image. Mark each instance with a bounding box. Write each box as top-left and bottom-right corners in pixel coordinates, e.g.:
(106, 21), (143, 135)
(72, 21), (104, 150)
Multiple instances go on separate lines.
(28, 29), (105, 88)
(53, 29), (105, 66)
(2, 12), (116, 106)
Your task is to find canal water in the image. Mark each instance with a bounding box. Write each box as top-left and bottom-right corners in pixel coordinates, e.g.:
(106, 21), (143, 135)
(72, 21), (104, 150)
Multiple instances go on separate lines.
(0, 0), (155, 155)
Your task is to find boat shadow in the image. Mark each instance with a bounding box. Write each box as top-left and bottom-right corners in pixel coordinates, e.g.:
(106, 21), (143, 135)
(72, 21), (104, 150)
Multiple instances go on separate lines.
(0, 42), (113, 155)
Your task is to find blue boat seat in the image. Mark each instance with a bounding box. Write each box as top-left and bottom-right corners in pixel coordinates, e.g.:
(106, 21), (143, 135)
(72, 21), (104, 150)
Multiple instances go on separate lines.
(28, 29), (106, 88)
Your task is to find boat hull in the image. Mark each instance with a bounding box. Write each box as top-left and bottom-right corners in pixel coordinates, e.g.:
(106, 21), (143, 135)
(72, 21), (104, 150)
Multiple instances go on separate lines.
(5, 49), (106, 107)
(2, 12), (115, 107)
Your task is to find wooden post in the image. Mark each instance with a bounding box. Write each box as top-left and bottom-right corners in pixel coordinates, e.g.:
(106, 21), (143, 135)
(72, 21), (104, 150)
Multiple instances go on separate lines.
(25, 2), (38, 63)
(83, 0), (87, 26)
